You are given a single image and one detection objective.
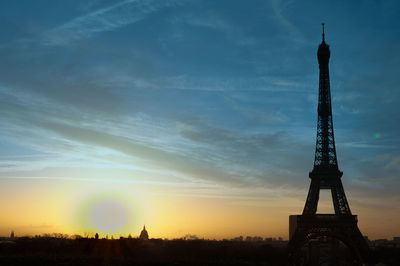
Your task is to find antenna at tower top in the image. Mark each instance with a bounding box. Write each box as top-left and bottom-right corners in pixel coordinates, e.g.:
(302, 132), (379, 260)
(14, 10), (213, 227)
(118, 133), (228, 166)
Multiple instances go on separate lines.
(322, 23), (325, 42)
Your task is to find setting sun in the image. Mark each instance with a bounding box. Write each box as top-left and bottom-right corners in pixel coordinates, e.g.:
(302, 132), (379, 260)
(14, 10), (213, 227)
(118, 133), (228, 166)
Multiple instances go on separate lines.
(90, 200), (129, 233)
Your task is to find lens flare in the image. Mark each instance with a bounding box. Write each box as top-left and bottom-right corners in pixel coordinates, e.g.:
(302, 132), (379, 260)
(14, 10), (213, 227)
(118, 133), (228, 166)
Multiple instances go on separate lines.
(373, 133), (381, 139)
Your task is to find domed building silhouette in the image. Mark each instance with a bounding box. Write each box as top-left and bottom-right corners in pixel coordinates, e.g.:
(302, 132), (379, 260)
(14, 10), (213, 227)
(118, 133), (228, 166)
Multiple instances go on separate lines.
(139, 225), (149, 240)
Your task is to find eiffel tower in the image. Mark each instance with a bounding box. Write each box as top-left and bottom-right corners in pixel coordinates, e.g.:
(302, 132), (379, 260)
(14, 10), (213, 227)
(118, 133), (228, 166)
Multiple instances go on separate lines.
(287, 24), (369, 265)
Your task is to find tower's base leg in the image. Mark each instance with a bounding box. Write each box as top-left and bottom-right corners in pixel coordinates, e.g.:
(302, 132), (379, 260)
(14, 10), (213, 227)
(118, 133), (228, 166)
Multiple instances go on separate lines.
(288, 215), (369, 266)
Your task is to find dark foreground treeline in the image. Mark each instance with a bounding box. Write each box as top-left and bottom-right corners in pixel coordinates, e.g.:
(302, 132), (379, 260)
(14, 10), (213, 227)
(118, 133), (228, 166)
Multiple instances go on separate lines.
(0, 238), (287, 266)
(0, 237), (400, 266)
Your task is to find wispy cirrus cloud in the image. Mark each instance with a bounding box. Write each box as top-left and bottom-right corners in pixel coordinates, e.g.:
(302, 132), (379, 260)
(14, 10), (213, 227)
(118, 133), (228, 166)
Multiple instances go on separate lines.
(270, 0), (306, 44)
(44, 0), (183, 45)
(0, 83), (309, 190)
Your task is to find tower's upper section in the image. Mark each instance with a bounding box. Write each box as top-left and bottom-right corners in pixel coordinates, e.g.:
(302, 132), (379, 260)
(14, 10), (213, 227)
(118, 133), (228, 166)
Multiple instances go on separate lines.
(317, 23), (330, 65)
(310, 23), (342, 180)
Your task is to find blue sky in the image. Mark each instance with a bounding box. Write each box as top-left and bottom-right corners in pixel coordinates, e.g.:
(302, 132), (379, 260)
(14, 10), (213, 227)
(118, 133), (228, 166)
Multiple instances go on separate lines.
(0, 0), (399, 238)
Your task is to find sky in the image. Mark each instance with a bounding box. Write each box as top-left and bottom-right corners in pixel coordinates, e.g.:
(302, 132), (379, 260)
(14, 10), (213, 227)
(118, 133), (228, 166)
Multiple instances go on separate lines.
(0, 0), (400, 240)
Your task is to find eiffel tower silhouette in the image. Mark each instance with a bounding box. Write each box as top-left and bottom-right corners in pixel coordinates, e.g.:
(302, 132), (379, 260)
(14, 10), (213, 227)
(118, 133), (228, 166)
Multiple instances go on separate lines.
(287, 24), (369, 265)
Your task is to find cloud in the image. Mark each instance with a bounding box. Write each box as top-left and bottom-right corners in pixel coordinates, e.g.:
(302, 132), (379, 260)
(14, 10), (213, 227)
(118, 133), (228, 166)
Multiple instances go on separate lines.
(158, 76), (311, 92)
(0, 82), (313, 190)
(270, 0), (306, 44)
(44, 0), (181, 45)
(0, 86), (243, 186)
(31, 119), (254, 186)
(177, 120), (313, 188)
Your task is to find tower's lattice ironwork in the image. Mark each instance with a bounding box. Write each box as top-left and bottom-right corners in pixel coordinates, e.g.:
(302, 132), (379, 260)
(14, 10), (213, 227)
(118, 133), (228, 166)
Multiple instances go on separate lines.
(288, 24), (369, 265)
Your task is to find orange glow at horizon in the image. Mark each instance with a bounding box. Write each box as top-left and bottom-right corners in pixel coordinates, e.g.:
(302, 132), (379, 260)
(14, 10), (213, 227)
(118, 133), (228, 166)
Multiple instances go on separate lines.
(0, 177), (399, 240)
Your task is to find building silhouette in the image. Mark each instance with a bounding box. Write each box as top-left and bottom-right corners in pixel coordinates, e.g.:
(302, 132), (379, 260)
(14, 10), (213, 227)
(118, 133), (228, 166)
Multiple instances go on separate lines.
(287, 24), (369, 265)
(139, 225), (149, 240)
